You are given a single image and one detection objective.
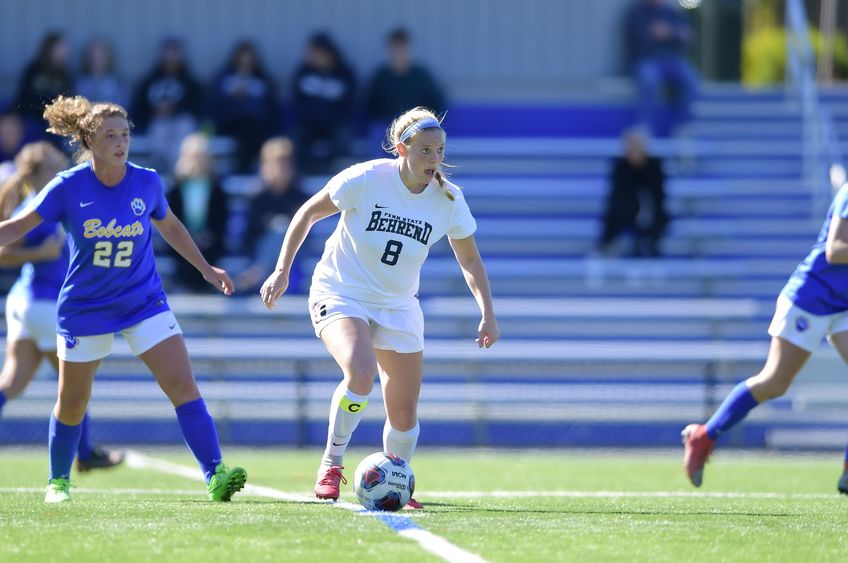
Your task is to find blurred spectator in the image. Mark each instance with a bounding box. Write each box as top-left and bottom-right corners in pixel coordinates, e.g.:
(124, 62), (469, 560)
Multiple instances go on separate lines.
(626, 0), (698, 135)
(75, 37), (128, 107)
(596, 130), (669, 257)
(235, 137), (308, 293)
(167, 134), (229, 292)
(131, 37), (203, 172)
(13, 32), (74, 122)
(211, 40), (279, 173)
(366, 28), (446, 133)
(291, 32), (356, 175)
(0, 111), (27, 164)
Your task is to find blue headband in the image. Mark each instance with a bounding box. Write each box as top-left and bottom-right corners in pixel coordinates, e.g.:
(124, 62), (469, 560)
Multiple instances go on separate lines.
(399, 117), (442, 144)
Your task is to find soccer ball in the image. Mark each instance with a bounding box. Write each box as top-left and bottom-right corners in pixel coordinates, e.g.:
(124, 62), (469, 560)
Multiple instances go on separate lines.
(353, 452), (415, 511)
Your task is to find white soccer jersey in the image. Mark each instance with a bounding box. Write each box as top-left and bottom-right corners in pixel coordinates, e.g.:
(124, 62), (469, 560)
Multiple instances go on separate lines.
(310, 158), (477, 307)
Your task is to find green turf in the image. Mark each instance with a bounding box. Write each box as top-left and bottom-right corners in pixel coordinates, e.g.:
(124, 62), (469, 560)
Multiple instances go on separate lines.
(1, 447), (846, 562)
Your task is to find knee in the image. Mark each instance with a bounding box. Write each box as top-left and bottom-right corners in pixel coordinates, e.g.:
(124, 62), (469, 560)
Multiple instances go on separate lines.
(387, 405), (418, 430)
(1, 380), (25, 399)
(55, 398), (88, 422)
(343, 356), (378, 390)
(163, 376), (200, 405)
(750, 374), (791, 401)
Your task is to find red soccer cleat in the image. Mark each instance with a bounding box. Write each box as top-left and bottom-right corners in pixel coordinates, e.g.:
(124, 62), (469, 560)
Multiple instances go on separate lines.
(682, 424), (714, 487)
(403, 497), (424, 510)
(314, 465), (347, 500)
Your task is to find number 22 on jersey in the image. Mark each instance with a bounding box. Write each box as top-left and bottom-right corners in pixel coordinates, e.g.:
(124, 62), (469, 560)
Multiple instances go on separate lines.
(93, 241), (133, 268)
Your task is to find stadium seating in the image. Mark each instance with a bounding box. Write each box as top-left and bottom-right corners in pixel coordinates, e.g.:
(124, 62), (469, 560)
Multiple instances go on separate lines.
(4, 84), (848, 449)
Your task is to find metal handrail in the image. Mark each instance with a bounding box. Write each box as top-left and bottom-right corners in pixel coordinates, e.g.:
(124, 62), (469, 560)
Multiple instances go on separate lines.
(785, 0), (845, 218)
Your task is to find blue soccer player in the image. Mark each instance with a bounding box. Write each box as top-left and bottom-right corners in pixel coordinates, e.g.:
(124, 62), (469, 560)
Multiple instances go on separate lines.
(0, 141), (123, 472)
(0, 95), (246, 503)
(683, 181), (848, 492)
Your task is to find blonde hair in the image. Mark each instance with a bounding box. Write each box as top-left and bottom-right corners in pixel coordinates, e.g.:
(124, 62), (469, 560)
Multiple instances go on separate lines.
(0, 141), (68, 220)
(174, 133), (213, 180)
(43, 95), (129, 163)
(383, 106), (455, 201)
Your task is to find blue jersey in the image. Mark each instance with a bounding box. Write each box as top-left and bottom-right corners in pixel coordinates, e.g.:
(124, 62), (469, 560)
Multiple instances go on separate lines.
(782, 186), (848, 315)
(9, 193), (69, 301)
(32, 161), (170, 337)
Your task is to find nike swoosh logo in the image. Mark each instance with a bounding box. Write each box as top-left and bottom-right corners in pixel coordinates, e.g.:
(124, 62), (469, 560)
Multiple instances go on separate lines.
(332, 441), (347, 447)
(79, 202), (94, 208)
(375, 204), (388, 208)
(168, 323), (176, 329)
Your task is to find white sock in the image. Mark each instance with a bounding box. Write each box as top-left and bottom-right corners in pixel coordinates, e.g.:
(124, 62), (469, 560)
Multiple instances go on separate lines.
(320, 383), (369, 468)
(383, 419), (420, 463)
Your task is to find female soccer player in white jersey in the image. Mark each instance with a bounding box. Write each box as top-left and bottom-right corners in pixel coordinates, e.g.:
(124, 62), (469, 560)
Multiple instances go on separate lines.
(0, 95), (246, 503)
(683, 181), (848, 492)
(260, 107), (499, 508)
(0, 141), (123, 472)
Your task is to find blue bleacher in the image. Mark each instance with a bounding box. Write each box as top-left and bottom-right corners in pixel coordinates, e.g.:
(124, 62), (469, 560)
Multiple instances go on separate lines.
(4, 84), (848, 449)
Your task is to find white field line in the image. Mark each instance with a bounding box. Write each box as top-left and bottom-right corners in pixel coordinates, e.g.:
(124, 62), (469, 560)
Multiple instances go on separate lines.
(422, 490), (840, 500)
(0, 487), (203, 496)
(124, 450), (487, 563)
(2, 484), (837, 502)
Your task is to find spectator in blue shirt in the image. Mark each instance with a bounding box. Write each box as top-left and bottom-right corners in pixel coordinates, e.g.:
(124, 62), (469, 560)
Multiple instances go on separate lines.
(626, 0), (698, 135)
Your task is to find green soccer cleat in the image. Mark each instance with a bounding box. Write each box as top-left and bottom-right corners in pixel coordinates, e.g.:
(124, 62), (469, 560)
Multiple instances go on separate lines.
(44, 478), (72, 503)
(207, 463), (247, 502)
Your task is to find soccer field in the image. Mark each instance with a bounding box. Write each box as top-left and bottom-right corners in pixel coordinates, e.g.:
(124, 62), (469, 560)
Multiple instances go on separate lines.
(1, 448), (847, 562)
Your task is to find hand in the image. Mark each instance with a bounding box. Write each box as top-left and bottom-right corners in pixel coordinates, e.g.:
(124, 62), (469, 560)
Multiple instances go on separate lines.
(203, 265), (234, 296)
(260, 270), (289, 309)
(475, 317), (500, 349)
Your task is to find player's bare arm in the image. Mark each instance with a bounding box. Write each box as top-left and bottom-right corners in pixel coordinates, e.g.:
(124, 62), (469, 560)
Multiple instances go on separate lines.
(449, 234), (499, 348)
(0, 208), (43, 248)
(825, 213), (848, 263)
(153, 208), (233, 295)
(260, 188), (339, 309)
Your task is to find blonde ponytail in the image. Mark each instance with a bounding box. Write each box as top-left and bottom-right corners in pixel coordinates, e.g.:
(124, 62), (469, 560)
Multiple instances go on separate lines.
(0, 141), (68, 220)
(43, 95), (130, 163)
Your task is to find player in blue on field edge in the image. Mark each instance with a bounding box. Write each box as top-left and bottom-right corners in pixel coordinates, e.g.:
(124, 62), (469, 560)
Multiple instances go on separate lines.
(0, 95), (246, 503)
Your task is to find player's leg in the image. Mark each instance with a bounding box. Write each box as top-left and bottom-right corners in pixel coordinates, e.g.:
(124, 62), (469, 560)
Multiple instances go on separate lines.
(825, 329), (848, 493)
(376, 349), (422, 462)
(45, 356), (99, 503)
(133, 318), (246, 502)
(41, 342), (124, 472)
(0, 295), (46, 413)
(376, 349), (424, 509)
(0, 339), (44, 414)
(683, 336), (811, 487)
(372, 305), (424, 508)
(684, 296), (819, 487)
(315, 316), (377, 499)
(140, 335), (247, 501)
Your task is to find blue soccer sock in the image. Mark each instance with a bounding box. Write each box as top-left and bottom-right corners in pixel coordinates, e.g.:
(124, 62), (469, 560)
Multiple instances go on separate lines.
(705, 381), (759, 441)
(49, 414), (83, 480)
(0, 391), (6, 416)
(175, 397), (222, 483)
(76, 413), (94, 461)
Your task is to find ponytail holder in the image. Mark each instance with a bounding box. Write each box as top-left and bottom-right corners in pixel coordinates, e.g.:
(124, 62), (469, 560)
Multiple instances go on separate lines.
(399, 117), (442, 144)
